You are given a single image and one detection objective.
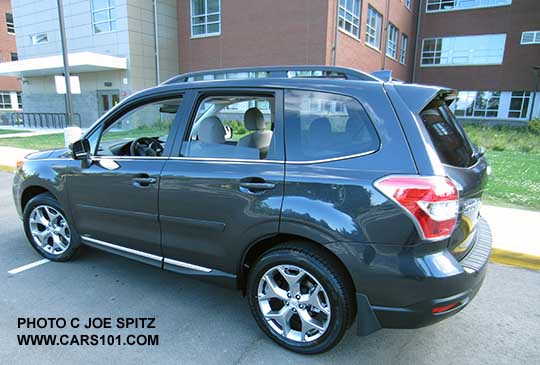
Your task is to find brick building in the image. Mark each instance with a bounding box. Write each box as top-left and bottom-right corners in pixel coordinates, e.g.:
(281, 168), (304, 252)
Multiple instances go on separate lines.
(0, 0), (538, 126)
(0, 0), (21, 120)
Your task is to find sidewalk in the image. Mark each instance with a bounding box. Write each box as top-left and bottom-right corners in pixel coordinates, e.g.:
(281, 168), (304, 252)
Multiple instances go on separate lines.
(0, 146), (36, 167)
(482, 205), (540, 270)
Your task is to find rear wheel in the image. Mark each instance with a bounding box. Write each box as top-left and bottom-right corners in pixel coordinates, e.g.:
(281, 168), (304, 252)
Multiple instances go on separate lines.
(247, 242), (355, 354)
(23, 193), (82, 261)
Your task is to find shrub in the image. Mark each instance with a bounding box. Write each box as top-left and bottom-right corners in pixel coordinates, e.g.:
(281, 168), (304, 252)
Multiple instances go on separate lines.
(529, 119), (540, 135)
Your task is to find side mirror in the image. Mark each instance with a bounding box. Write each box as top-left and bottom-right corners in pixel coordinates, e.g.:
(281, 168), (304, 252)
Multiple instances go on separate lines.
(71, 139), (91, 160)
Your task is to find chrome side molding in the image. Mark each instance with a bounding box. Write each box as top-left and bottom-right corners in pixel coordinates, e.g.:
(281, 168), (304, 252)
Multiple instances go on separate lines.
(163, 258), (212, 273)
(81, 236), (213, 273)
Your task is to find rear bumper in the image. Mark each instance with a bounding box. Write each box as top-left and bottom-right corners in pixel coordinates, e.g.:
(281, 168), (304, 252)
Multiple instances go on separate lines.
(356, 218), (492, 335)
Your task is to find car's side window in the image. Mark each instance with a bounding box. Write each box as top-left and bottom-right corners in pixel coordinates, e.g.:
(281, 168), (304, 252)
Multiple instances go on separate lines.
(284, 90), (379, 162)
(181, 94), (279, 160)
(95, 97), (183, 157)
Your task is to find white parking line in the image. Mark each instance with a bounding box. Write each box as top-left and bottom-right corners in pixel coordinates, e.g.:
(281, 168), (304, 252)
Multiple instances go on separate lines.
(8, 259), (50, 275)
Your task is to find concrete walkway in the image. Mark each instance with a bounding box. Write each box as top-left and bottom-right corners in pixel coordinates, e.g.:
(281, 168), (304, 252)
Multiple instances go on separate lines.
(0, 146), (36, 167)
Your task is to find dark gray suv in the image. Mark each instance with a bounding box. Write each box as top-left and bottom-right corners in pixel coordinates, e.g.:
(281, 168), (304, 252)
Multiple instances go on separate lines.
(12, 66), (492, 354)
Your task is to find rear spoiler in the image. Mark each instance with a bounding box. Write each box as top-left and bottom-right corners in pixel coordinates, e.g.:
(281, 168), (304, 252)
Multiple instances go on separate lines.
(392, 84), (457, 113)
(371, 70), (404, 83)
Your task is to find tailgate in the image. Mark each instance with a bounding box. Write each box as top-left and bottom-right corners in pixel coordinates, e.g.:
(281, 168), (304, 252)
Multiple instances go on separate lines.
(419, 94), (489, 260)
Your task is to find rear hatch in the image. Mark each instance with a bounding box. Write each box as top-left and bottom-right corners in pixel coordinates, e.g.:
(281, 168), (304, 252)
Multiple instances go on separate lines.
(419, 94), (489, 260)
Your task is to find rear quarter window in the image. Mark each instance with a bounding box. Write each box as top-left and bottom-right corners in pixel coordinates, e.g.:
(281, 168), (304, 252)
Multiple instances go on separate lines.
(420, 100), (476, 168)
(284, 90), (379, 162)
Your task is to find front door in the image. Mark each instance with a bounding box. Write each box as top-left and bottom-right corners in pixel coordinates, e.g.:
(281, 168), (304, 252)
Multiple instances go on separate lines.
(97, 90), (120, 116)
(159, 89), (285, 275)
(68, 95), (185, 265)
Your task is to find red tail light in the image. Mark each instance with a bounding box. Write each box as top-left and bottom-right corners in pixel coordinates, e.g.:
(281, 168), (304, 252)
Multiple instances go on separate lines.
(375, 175), (459, 241)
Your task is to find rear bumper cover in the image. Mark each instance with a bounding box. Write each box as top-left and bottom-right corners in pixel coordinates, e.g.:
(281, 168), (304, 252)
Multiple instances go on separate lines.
(357, 218), (492, 335)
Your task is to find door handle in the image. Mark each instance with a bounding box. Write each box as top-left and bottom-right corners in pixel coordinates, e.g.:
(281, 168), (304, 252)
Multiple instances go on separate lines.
(239, 177), (276, 193)
(132, 175), (157, 187)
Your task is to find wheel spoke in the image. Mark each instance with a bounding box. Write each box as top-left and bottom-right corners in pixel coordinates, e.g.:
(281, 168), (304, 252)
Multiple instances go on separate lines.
(277, 266), (305, 294)
(265, 306), (293, 336)
(33, 209), (49, 227)
(259, 273), (288, 301)
(298, 309), (325, 341)
(300, 284), (330, 315)
(34, 230), (51, 246)
(52, 234), (67, 252)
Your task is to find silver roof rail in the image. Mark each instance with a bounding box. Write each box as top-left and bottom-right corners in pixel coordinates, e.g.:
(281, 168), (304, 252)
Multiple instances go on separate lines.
(162, 65), (379, 85)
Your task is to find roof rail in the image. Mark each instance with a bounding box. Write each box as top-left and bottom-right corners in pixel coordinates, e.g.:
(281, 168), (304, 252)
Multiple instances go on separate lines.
(162, 65), (379, 85)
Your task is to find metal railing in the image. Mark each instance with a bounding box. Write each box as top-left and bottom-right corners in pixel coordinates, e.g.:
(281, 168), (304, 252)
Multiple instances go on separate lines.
(10, 112), (81, 129)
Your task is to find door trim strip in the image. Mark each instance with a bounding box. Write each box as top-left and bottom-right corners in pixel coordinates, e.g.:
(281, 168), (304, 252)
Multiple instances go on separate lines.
(163, 258), (212, 273)
(82, 236), (163, 262)
(81, 236), (214, 273)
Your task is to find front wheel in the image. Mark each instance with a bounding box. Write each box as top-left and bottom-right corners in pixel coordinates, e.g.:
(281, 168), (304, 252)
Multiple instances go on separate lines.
(23, 193), (82, 261)
(247, 243), (355, 354)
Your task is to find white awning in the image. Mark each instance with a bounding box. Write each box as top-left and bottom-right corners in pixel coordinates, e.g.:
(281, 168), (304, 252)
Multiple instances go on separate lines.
(0, 52), (128, 77)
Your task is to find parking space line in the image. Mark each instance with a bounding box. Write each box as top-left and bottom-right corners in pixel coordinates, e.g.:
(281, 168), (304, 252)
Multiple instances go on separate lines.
(8, 259), (50, 275)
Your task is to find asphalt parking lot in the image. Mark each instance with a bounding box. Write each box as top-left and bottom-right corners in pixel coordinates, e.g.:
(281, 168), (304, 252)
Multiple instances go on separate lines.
(1, 171), (539, 364)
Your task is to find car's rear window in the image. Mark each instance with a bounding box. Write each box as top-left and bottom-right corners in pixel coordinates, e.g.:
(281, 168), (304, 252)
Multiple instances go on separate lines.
(420, 99), (477, 168)
(284, 90), (379, 162)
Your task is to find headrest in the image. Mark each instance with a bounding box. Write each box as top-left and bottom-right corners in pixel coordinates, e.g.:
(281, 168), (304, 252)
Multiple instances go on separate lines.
(244, 108), (265, 131)
(197, 116), (225, 144)
(309, 117), (331, 136)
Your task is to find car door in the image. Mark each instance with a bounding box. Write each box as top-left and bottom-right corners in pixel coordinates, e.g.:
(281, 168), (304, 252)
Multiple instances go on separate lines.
(67, 94), (186, 266)
(159, 89), (285, 276)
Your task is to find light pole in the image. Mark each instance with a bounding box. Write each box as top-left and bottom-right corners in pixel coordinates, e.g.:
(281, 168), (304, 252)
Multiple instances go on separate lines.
(530, 66), (540, 122)
(56, 0), (74, 127)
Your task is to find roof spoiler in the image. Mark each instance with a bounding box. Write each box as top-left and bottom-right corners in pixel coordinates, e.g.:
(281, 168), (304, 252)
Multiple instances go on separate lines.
(393, 84), (457, 113)
(371, 70), (392, 82)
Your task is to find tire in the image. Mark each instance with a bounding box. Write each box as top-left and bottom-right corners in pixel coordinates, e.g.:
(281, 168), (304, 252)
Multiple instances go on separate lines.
(247, 242), (355, 354)
(23, 193), (82, 262)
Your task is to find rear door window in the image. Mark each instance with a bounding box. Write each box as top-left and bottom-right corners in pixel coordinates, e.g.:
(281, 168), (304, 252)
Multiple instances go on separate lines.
(284, 90), (379, 162)
(420, 100), (477, 168)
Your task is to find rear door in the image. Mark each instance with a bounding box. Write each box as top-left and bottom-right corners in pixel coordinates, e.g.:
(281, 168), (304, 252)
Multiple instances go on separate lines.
(158, 89), (285, 275)
(419, 98), (489, 259)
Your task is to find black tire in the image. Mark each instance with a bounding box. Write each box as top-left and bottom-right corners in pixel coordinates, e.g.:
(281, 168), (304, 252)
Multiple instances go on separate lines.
(23, 193), (82, 262)
(247, 242), (356, 354)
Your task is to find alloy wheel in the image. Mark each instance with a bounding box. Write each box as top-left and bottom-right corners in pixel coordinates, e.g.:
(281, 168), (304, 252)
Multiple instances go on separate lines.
(257, 264), (331, 343)
(28, 205), (71, 255)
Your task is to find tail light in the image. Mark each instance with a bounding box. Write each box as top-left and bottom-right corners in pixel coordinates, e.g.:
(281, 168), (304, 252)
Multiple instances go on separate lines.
(375, 175), (459, 241)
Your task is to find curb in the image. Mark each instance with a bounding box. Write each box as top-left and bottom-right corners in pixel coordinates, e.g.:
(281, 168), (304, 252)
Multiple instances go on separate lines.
(490, 248), (540, 271)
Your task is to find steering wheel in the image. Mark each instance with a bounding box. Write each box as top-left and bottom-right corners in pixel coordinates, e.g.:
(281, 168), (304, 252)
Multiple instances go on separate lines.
(130, 137), (164, 157)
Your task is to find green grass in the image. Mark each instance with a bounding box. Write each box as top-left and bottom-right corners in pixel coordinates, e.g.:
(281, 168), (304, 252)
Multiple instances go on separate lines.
(0, 128), (28, 135)
(0, 165), (14, 173)
(463, 124), (540, 210)
(0, 133), (65, 150)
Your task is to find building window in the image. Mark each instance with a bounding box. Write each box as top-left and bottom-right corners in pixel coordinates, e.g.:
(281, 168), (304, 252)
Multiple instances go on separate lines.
(91, 0), (117, 33)
(400, 34), (408, 64)
(421, 34), (506, 67)
(509, 91), (531, 119)
(16, 92), (22, 109)
(31, 33), (48, 45)
(0, 92), (12, 109)
(453, 91), (500, 118)
(10, 52), (18, 61)
(191, 0), (221, 37)
(338, 0), (361, 38)
(365, 6), (383, 49)
(5, 13), (15, 34)
(521, 31), (540, 45)
(426, 0), (511, 13)
(386, 23), (399, 59)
